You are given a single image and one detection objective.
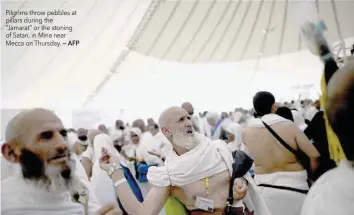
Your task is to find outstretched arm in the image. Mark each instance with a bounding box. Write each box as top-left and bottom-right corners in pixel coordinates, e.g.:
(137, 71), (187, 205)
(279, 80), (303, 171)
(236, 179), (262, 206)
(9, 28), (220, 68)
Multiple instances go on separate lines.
(100, 152), (170, 215)
(111, 170), (170, 215)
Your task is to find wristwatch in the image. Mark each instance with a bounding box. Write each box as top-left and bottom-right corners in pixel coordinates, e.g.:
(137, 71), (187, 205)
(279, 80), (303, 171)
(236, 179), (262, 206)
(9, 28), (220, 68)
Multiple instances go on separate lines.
(106, 163), (122, 178)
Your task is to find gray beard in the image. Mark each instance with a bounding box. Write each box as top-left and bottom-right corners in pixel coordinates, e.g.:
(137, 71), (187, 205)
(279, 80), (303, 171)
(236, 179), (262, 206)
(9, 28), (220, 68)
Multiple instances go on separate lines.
(33, 157), (76, 193)
(173, 135), (199, 150)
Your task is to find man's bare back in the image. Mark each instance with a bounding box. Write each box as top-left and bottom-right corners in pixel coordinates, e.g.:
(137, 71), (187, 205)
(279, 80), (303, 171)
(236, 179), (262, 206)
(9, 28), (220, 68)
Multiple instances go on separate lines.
(171, 170), (230, 210)
(243, 121), (312, 174)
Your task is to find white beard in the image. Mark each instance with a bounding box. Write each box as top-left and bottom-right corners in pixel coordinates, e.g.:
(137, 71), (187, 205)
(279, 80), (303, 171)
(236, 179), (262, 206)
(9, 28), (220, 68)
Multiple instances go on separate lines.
(40, 165), (70, 192)
(34, 158), (76, 192)
(173, 134), (199, 150)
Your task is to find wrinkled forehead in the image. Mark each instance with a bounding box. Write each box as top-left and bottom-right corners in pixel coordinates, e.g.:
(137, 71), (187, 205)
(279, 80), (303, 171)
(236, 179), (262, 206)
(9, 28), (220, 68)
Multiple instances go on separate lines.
(20, 111), (64, 139)
(167, 109), (189, 124)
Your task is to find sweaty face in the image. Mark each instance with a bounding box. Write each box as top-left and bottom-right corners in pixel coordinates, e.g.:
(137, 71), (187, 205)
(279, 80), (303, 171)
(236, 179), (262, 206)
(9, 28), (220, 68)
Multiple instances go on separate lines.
(168, 109), (198, 150)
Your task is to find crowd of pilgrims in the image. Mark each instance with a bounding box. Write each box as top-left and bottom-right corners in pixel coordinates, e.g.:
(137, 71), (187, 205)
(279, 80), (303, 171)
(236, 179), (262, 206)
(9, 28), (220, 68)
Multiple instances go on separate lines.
(63, 98), (323, 169)
(1, 20), (354, 215)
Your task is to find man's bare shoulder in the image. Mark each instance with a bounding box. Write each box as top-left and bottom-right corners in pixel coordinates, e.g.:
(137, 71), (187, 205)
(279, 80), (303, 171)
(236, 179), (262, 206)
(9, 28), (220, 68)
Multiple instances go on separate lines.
(272, 121), (298, 131)
(244, 120), (295, 131)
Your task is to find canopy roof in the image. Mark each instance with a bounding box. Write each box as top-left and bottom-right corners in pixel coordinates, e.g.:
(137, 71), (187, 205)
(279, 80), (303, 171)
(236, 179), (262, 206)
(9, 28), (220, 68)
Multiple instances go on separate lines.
(1, 0), (354, 134)
(128, 0), (354, 63)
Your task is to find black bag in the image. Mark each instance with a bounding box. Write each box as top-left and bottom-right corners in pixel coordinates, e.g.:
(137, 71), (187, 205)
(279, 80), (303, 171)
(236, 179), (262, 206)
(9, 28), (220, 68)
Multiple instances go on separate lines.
(262, 121), (312, 180)
(224, 150), (254, 215)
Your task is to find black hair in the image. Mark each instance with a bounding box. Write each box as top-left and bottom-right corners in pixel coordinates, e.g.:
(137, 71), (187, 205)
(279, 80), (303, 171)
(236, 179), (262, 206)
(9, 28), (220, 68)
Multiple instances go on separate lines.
(253, 91), (275, 117)
(276, 106), (294, 122)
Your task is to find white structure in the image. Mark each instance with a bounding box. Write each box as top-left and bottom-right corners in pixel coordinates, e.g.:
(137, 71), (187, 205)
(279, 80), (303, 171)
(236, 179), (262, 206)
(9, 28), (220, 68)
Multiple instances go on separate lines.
(1, 0), (354, 136)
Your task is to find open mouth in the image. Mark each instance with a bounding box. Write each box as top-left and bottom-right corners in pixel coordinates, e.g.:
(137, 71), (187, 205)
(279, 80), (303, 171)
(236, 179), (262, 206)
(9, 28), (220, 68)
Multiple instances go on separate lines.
(49, 154), (67, 163)
(187, 130), (193, 134)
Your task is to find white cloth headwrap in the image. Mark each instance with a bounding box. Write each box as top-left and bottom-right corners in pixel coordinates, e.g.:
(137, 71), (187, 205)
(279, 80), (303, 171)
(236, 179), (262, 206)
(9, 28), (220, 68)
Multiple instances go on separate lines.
(206, 112), (220, 123)
(224, 123), (244, 152)
(110, 130), (123, 142)
(90, 134), (120, 206)
(130, 127), (142, 139)
(248, 114), (291, 128)
(147, 133), (271, 215)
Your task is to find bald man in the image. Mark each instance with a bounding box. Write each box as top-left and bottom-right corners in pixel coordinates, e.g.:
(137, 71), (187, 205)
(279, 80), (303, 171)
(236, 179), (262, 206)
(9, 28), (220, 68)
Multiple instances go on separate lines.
(181, 102), (201, 133)
(98, 107), (271, 215)
(115, 119), (125, 131)
(301, 61), (354, 215)
(1, 108), (121, 215)
(98, 124), (109, 135)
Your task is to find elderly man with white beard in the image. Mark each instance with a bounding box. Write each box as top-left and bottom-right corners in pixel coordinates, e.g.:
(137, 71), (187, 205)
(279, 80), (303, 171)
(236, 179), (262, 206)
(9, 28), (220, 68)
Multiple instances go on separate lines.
(1, 108), (122, 215)
(99, 107), (270, 215)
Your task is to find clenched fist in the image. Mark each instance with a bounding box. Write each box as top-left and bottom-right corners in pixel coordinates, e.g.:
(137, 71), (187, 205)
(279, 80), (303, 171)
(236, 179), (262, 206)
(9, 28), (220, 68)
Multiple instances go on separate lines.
(233, 178), (248, 200)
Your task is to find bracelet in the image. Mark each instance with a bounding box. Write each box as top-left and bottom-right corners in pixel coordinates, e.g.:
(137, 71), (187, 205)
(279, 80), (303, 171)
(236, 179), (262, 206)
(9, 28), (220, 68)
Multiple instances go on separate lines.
(107, 163), (122, 178)
(113, 178), (127, 188)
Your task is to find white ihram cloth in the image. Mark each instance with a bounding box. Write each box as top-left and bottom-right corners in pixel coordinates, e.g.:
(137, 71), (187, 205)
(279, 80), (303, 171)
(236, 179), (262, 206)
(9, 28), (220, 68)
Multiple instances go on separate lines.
(90, 134), (120, 207)
(247, 114), (292, 128)
(223, 123), (246, 152)
(301, 160), (354, 215)
(1, 156), (101, 215)
(129, 128), (153, 197)
(291, 110), (308, 131)
(249, 114), (309, 215)
(147, 133), (271, 215)
(146, 131), (173, 165)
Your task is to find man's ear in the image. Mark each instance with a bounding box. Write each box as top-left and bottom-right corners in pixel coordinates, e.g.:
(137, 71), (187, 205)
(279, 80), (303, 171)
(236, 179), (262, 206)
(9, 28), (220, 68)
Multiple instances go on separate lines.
(161, 127), (171, 137)
(1, 142), (21, 163)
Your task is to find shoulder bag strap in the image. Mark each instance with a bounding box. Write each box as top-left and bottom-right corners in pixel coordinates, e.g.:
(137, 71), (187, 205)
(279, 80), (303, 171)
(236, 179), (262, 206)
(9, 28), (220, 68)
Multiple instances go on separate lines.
(261, 121), (299, 157)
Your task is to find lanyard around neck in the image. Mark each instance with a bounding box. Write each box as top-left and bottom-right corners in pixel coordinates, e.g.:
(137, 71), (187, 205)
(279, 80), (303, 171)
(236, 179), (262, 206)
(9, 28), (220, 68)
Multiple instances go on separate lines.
(202, 178), (209, 197)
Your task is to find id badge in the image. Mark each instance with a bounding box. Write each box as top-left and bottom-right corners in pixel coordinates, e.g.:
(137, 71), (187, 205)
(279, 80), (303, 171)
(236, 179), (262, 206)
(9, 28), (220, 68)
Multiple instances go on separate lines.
(195, 196), (214, 212)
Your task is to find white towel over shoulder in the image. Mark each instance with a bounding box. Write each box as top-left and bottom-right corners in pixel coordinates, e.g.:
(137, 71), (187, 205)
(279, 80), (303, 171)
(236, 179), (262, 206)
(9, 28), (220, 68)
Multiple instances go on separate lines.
(147, 134), (271, 215)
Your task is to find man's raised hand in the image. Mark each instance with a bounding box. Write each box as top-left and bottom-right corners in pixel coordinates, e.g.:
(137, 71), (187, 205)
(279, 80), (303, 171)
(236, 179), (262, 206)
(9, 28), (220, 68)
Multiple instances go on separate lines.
(99, 147), (121, 172)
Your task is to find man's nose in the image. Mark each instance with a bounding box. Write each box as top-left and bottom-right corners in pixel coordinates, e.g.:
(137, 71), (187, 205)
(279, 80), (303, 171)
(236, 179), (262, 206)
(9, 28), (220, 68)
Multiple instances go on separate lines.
(56, 144), (67, 155)
(54, 133), (68, 154)
(186, 119), (193, 127)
